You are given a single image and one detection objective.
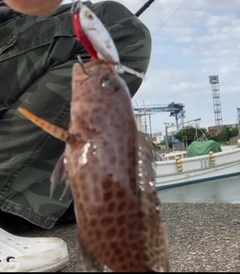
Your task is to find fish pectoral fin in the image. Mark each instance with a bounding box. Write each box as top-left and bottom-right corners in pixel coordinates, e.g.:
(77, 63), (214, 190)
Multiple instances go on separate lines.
(50, 153), (68, 198)
(77, 230), (104, 272)
(18, 108), (73, 144)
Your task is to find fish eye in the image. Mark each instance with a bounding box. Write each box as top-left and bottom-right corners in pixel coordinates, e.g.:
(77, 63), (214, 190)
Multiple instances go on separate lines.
(85, 11), (93, 20)
(102, 77), (112, 88)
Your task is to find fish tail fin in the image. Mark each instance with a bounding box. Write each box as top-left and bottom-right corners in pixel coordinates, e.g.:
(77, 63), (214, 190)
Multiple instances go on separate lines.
(149, 266), (168, 272)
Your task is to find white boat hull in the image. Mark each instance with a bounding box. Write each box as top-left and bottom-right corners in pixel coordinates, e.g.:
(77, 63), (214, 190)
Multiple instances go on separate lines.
(155, 148), (240, 190)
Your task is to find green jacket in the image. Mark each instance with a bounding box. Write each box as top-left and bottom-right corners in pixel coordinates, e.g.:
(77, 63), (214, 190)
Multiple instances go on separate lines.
(0, 1), (151, 229)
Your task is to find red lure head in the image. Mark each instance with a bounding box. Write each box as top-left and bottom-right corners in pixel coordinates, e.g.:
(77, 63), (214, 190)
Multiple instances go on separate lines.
(72, 8), (98, 61)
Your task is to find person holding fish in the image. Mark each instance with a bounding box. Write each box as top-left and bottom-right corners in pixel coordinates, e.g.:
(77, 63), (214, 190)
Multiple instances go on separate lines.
(0, 0), (153, 272)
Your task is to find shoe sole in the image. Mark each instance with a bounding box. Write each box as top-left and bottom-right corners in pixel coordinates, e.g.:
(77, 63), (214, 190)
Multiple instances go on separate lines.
(31, 257), (69, 272)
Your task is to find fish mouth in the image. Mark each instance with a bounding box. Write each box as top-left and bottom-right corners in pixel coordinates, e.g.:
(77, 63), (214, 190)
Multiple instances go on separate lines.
(71, 0), (82, 13)
(73, 59), (114, 80)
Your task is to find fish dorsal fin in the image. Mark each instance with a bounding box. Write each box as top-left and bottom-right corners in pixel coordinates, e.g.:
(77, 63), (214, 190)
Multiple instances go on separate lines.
(137, 131), (169, 272)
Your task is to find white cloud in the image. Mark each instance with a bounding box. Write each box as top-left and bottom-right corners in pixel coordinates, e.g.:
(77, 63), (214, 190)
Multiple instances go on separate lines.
(61, 0), (240, 133)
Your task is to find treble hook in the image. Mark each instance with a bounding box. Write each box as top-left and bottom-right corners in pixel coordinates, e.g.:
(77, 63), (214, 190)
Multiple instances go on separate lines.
(77, 55), (89, 76)
(71, 0), (82, 14)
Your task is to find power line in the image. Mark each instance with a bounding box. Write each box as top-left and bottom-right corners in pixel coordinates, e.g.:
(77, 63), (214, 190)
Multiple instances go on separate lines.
(153, 0), (188, 37)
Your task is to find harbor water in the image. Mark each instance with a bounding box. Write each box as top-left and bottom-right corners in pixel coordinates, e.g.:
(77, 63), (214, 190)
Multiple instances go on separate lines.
(158, 174), (240, 203)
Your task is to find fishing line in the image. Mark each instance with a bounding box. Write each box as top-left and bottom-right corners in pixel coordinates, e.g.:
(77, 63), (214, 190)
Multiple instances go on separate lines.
(152, 0), (188, 37)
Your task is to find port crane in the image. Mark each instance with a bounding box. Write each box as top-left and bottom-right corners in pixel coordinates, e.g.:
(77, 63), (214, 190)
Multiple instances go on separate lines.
(133, 102), (185, 132)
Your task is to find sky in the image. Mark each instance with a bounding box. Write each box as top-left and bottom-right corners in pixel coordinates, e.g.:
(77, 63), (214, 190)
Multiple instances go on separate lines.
(62, 0), (240, 134)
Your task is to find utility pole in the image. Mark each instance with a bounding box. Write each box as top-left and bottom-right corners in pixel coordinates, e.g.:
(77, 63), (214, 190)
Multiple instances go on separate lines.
(148, 114), (152, 138)
(237, 108), (240, 137)
(164, 122), (170, 153)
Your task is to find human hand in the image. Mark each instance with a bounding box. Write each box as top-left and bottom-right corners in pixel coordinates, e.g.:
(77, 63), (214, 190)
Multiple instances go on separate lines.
(4, 0), (62, 16)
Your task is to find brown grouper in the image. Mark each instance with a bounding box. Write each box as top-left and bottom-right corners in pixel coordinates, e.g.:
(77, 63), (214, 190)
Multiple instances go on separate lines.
(18, 60), (169, 272)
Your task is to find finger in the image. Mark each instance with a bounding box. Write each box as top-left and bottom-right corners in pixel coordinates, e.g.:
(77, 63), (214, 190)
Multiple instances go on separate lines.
(4, 0), (62, 15)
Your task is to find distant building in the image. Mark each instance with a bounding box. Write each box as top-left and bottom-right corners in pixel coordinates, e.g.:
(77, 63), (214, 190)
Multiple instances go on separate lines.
(208, 126), (218, 137)
(152, 132), (164, 143)
(163, 135), (178, 143)
(208, 124), (238, 137)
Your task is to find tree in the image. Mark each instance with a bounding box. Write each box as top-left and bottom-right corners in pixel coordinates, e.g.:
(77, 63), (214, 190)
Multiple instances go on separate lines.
(230, 126), (239, 138)
(174, 126), (209, 146)
(173, 125), (239, 145)
(217, 126), (231, 142)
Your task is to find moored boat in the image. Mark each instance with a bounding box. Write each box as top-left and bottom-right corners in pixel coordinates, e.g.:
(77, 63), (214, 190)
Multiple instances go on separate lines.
(155, 147), (240, 190)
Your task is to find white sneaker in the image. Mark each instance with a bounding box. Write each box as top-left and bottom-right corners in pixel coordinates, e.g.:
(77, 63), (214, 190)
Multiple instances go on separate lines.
(0, 228), (69, 272)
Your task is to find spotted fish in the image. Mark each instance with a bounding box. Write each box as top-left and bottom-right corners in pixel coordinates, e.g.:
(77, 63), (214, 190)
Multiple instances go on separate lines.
(18, 60), (169, 272)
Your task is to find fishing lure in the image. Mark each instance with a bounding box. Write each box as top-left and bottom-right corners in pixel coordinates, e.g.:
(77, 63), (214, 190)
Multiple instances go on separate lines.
(72, 0), (145, 80)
